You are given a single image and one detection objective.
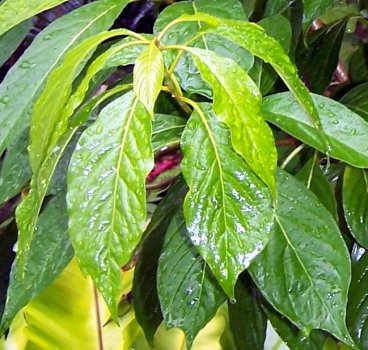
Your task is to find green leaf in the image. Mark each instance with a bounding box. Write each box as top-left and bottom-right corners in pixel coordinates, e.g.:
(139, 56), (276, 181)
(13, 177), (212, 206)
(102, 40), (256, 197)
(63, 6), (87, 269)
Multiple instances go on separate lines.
(228, 276), (267, 350)
(296, 155), (338, 221)
(340, 82), (368, 122)
(152, 114), (186, 152)
(157, 211), (226, 348)
(349, 47), (368, 84)
(343, 166), (368, 249)
(0, 0), (67, 36)
(133, 178), (187, 345)
(0, 20), (32, 66)
(0, 0), (126, 156)
(67, 91), (153, 319)
(187, 47), (277, 196)
(134, 40), (164, 116)
(347, 245), (368, 348)
(303, 0), (334, 32)
(262, 92), (368, 168)
(0, 196), (73, 336)
(249, 169), (353, 346)
(181, 103), (273, 298)
(264, 0), (291, 16)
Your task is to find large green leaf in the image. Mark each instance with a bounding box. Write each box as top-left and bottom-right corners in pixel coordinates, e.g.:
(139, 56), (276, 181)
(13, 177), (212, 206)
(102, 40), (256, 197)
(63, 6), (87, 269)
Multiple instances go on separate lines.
(181, 103), (273, 298)
(157, 211), (226, 348)
(343, 166), (368, 249)
(340, 82), (368, 122)
(0, 20), (32, 66)
(133, 178), (187, 345)
(262, 93), (368, 168)
(134, 40), (164, 116)
(0, 0), (67, 36)
(67, 91), (153, 319)
(187, 47), (277, 196)
(249, 169), (353, 346)
(0, 0), (126, 155)
(0, 196), (73, 336)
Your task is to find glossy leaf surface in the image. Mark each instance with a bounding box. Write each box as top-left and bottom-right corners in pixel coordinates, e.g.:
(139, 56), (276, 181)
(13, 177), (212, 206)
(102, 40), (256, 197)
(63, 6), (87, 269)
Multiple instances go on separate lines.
(249, 170), (353, 345)
(263, 92), (368, 168)
(188, 47), (277, 195)
(157, 211), (226, 348)
(340, 82), (368, 122)
(67, 91), (153, 319)
(303, 0), (334, 32)
(181, 103), (273, 298)
(343, 166), (368, 249)
(0, 0), (125, 155)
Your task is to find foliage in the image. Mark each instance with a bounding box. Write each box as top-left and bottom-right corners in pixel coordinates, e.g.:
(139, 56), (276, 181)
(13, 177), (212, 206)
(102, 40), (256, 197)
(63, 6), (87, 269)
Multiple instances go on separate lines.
(0, 0), (368, 349)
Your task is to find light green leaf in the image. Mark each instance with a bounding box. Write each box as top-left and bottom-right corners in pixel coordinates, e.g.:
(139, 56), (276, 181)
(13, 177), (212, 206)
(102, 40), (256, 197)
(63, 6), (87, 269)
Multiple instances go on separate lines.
(187, 47), (277, 196)
(262, 92), (368, 168)
(343, 167), (368, 249)
(249, 169), (353, 346)
(157, 211), (226, 348)
(181, 103), (273, 298)
(0, 0), (67, 36)
(67, 91), (153, 319)
(134, 40), (164, 116)
(0, 0), (126, 155)
(0, 20), (32, 66)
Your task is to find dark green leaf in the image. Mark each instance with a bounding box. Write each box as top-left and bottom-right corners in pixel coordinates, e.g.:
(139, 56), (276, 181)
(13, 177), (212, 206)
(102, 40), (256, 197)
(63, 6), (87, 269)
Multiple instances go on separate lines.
(296, 155), (338, 221)
(133, 178), (187, 345)
(340, 82), (368, 122)
(349, 47), (368, 84)
(343, 166), (368, 249)
(0, 20), (32, 66)
(264, 0), (291, 16)
(262, 92), (368, 168)
(152, 114), (186, 152)
(249, 169), (353, 346)
(67, 91), (153, 319)
(157, 211), (226, 348)
(181, 103), (273, 298)
(0, 0), (126, 155)
(228, 276), (267, 350)
(302, 0), (334, 32)
(188, 47), (277, 196)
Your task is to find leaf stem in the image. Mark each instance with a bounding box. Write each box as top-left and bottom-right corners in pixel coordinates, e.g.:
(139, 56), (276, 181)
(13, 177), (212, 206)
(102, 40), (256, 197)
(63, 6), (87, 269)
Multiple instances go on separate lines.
(281, 144), (305, 169)
(93, 285), (104, 350)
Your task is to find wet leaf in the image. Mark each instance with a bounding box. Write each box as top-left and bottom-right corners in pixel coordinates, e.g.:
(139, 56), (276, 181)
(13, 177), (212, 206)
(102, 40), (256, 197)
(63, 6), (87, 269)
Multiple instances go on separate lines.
(249, 169), (353, 346)
(67, 91), (153, 319)
(263, 92), (368, 168)
(188, 47), (277, 196)
(157, 211), (226, 348)
(340, 82), (368, 122)
(181, 103), (273, 298)
(343, 166), (368, 249)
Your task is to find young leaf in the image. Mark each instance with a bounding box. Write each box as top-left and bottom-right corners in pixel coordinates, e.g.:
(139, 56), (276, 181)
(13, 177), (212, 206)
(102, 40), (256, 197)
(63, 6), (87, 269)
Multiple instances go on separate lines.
(340, 82), (368, 122)
(133, 178), (187, 345)
(67, 91), (153, 319)
(187, 47), (277, 196)
(0, 0), (126, 155)
(262, 92), (368, 168)
(343, 167), (368, 249)
(181, 103), (273, 298)
(157, 211), (226, 348)
(134, 40), (164, 116)
(249, 169), (353, 346)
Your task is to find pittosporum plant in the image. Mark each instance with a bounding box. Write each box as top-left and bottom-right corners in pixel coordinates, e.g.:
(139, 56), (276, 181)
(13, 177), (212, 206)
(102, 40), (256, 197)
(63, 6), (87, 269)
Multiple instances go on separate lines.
(0, 0), (368, 349)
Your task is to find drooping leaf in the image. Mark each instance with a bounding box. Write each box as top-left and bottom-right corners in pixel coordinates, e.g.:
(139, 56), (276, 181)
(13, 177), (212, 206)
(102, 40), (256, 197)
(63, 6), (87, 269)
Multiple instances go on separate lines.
(133, 40), (164, 116)
(262, 92), (368, 168)
(151, 114), (186, 152)
(302, 0), (334, 32)
(157, 211), (226, 348)
(343, 166), (368, 249)
(296, 155), (338, 221)
(0, 196), (73, 336)
(340, 82), (368, 122)
(228, 275), (267, 350)
(0, 20), (32, 67)
(67, 91), (153, 319)
(181, 103), (273, 298)
(0, 0), (126, 155)
(0, 0), (67, 36)
(187, 47), (277, 196)
(133, 178), (187, 345)
(249, 169), (353, 346)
